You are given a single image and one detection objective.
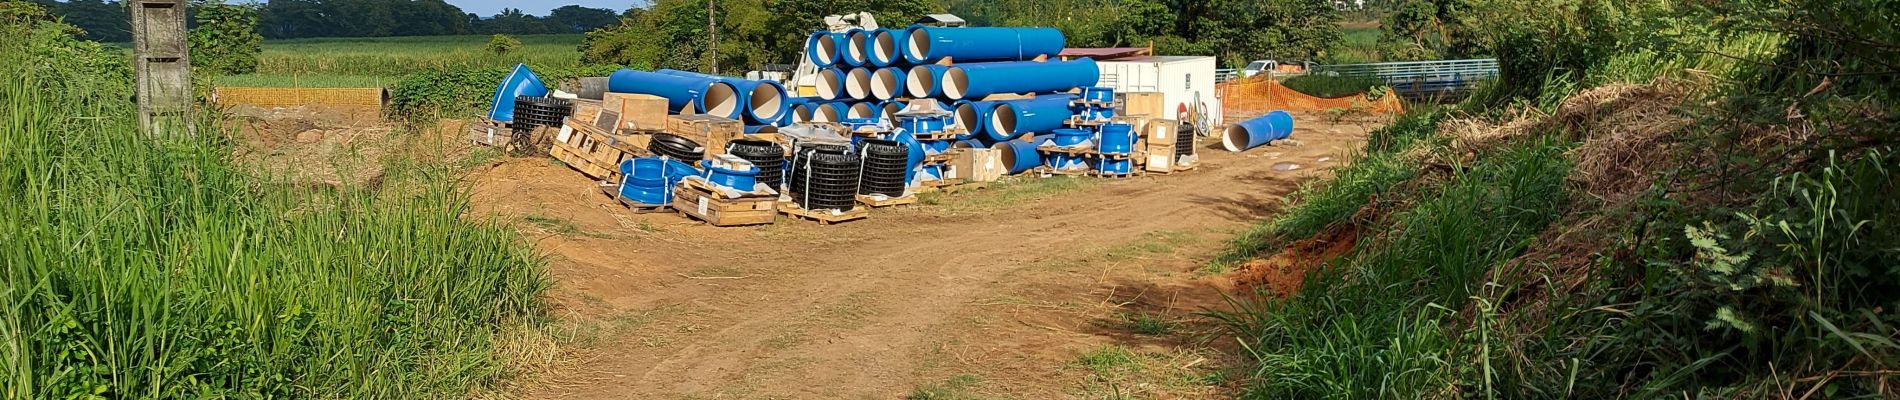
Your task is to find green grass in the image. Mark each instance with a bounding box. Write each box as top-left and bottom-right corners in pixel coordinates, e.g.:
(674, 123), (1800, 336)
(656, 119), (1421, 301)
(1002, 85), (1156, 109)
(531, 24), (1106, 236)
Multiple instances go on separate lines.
(920, 176), (1095, 214)
(226, 34), (584, 87)
(907, 375), (995, 400)
(1280, 74), (1389, 98)
(1116, 311), (1181, 336)
(0, 31), (546, 398)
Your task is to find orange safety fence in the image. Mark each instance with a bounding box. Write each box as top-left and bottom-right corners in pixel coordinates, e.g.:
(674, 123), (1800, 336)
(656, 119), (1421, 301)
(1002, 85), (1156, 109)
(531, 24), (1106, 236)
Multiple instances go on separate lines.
(214, 87), (387, 110)
(1217, 77), (1404, 116)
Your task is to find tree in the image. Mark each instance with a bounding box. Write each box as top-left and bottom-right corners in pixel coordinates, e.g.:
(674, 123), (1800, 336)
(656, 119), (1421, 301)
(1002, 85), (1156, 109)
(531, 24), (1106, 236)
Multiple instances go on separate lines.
(546, 5), (618, 33)
(486, 33), (521, 55)
(188, 0), (263, 74)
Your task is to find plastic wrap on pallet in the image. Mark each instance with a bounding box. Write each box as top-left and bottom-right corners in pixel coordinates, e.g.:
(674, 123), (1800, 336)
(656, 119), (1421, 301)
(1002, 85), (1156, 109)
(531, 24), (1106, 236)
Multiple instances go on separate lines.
(805, 31), (846, 69)
(488, 64), (549, 122)
(941, 59), (1100, 100)
(606, 69), (739, 118)
(1222, 110), (1295, 152)
(867, 28), (910, 68)
(870, 67), (908, 100)
(902, 26), (1066, 64)
(655, 69), (789, 125)
(987, 94), (1080, 141)
(905, 64), (949, 99)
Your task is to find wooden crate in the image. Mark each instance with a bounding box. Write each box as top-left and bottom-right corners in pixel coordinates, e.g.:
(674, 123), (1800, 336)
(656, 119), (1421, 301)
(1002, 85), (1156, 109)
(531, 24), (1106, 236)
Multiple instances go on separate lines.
(666, 114), (743, 144)
(604, 93), (670, 132)
(673, 179), (777, 226)
(1144, 119), (1181, 173)
(570, 99), (605, 127)
(1121, 92), (1166, 119)
(778, 201), (868, 225)
(551, 117), (650, 181)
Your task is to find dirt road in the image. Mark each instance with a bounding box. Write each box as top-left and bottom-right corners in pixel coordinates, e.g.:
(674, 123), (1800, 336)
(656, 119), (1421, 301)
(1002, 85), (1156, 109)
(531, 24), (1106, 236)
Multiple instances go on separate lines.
(465, 114), (1378, 398)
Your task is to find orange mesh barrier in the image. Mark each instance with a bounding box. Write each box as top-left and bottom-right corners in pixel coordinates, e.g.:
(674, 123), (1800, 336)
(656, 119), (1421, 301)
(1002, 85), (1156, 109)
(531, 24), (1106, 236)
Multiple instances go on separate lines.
(1218, 77), (1404, 116)
(214, 87), (387, 110)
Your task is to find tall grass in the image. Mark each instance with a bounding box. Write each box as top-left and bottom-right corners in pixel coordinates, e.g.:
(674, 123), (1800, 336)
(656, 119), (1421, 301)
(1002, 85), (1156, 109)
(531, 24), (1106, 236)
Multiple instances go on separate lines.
(0, 33), (546, 398)
(228, 34), (584, 87)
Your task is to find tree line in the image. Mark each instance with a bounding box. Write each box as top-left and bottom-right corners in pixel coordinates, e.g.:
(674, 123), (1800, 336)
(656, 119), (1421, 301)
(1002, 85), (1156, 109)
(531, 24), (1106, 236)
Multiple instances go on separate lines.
(581, 0), (1347, 72)
(31, 0), (619, 42)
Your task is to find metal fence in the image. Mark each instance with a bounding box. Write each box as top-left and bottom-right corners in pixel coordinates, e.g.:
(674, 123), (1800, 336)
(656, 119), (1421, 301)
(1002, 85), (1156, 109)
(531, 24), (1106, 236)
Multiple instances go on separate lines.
(1215, 68), (1238, 83)
(1311, 58), (1500, 99)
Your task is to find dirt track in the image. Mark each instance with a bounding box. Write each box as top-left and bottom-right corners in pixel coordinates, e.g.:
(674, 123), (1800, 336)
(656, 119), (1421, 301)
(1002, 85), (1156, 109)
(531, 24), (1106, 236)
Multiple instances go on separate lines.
(464, 114), (1379, 398)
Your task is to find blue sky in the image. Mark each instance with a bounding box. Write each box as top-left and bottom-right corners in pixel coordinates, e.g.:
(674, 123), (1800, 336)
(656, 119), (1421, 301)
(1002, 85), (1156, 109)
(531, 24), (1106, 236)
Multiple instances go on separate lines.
(452, 1), (641, 16)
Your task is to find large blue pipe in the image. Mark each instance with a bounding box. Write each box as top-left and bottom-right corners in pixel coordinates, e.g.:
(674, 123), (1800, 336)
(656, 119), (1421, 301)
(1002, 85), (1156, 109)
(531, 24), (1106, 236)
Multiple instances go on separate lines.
(867, 28), (910, 67)
(785, 97), (814, 124)
(906, 64), (948, 98)
(607, 69), (741, 118)
(487, 63), (548, 122)
(841, 28), (869, 67)
(871, 67), (907, 101)
(993, 140), (1044, 175)
(810, 101), (850, 123)
(815, 68), (847, 101)
(1223, 110), (1296, 152)
(805, 32), (845, 69)
(987, 94), (1080, 141)
(903, 26), (1065, 64)
(844, 67), (874, 100)
(942, 59), (1099, 100)
(953, 100), (998, 141)
(656, 69), (788, 124)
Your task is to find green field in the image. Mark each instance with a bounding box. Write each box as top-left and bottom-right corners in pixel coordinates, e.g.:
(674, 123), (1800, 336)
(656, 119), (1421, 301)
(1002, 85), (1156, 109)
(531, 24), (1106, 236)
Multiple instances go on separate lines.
(1323, 26), (1383, 64)
(221, 34), (584, 88)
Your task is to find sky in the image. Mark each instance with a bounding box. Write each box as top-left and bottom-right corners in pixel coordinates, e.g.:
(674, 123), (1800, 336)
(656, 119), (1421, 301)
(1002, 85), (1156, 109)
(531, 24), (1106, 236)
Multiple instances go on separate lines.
(450, 1), (641, 17)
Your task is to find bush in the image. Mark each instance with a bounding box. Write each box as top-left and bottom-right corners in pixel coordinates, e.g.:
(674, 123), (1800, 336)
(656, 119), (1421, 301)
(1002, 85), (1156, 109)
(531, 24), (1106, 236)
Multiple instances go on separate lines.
(1280, 74), (1388, 99)
(486, 34), (522, 55)
(187, 0), (263, 74)
(387, 63), (621, 119)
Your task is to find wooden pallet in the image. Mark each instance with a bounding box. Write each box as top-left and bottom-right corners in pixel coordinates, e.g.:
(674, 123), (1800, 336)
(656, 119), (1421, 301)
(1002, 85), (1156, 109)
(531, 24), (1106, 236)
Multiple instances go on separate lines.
(914, 128), (963, 141)
(551, 117), (649, 180)
(778, 201), (869, 224)
(673, 180), (777, 226)
(856, 194), (918, 207)
(1031, 166), (1092, 177)
(913, 179), (986, 194)
(598, 185), (673, 213)
(1063, 119), (1107, 127)
(922, 152), (957, 164)
(1093, 170), (1143, 179)
(1069, 99), (1114, 108)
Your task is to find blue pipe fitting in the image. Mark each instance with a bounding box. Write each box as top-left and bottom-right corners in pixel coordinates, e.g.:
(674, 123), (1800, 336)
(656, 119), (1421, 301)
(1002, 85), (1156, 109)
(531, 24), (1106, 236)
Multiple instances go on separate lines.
(488, 63), (549, 122)
(993, 140), (1043, 175)
(987, 94), (1080, 141)
(1099, 122), (1134, 155)
(607, 69), (741, 118)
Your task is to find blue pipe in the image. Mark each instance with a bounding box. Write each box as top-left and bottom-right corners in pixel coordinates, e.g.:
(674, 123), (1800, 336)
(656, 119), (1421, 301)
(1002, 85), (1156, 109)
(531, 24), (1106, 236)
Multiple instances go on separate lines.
(987, 94), (1080, 141)
(993, 140), (1043, 174)
(1223, 110), (1295, 152)
(871, 67), (907, 100)
(847, 101), (878, 120)
(811, 101), (850, 123)
(868, 28), (910, 68)
(785, 97), (814, 124)
(815, 68), (847, 100)
(878, 101), (901, 124)
(845, 67), (874, 100)
(607, 69), (741, 117)
(942, 59), (1099, 100)
(902, 26), (1065, 64)
(805, 31), (845, 69)
(656, 69), (789, 125)
(487, 64), (549, 122)
(953, 100), (998, 141)
(841, 28), (869, 67)
(905, 64), (948, 98)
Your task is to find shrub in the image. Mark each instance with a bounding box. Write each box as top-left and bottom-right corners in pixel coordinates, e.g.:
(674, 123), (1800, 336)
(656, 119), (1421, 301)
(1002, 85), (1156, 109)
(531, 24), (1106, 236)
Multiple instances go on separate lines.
(486, 33), (522, 55)
(187, 0), (263, 74)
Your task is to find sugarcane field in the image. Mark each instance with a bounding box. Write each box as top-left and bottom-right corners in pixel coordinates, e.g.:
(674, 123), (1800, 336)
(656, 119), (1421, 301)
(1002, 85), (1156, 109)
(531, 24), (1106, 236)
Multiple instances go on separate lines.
(7, 0), (1899, 398)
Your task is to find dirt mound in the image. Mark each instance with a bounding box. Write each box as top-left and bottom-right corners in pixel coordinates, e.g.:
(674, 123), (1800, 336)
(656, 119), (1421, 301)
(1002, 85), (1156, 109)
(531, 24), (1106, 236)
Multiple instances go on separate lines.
(1229, 224), (1359, 297)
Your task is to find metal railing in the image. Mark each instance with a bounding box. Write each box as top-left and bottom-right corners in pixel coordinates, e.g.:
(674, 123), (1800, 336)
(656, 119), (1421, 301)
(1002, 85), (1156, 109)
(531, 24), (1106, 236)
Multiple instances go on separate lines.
(1311, 58), (1500, 99)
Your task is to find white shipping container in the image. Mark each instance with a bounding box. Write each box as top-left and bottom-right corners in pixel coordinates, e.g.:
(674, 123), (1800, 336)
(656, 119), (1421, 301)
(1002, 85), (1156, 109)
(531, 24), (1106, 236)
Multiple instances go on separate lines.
(1095, 56), (1224, 128)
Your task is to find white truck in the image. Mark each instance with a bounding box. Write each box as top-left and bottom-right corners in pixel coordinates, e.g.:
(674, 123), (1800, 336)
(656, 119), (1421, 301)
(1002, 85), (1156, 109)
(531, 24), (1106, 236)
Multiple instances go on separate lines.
(1094, 55), (1225, 135)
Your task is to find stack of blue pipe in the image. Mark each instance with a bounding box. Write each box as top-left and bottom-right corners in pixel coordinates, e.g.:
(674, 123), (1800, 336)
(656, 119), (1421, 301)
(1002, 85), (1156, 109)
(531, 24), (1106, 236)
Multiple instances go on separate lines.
(805, 25), (1102, 152)
(606, 68), (791, 131)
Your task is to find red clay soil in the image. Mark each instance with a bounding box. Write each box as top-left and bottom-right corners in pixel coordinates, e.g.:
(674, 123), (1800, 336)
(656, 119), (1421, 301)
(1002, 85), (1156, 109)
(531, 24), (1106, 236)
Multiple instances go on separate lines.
(457, 114), (1384, 398)
(1229, 224), (1360, 298)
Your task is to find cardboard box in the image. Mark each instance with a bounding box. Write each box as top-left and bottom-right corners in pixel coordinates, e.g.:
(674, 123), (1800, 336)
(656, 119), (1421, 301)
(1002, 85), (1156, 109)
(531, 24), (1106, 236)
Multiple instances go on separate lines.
(666, 114), (743, 144)
(604, 93), (669, 132)
(955, 147), (1004, 183)
(1144, 119), (1180, 172)
(1121, 92), (1166, 120)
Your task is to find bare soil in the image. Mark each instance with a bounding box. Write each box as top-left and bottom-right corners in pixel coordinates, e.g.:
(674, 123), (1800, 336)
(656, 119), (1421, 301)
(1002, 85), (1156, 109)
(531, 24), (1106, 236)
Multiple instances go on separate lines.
(455, 113), (1380, 399)
(235, 107), (1381, 398)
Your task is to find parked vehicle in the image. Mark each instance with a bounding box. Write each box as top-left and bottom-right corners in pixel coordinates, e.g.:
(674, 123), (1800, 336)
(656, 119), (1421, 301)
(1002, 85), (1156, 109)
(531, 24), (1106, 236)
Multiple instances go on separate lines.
(1241, 59), (1316, 78)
